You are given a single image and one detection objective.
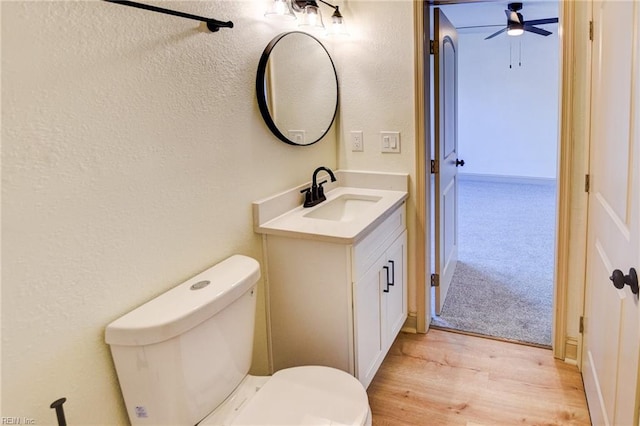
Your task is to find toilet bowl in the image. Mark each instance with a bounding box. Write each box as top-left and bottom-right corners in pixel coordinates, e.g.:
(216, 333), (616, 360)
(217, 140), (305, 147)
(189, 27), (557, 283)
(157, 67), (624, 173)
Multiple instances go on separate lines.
(105, 255), (371, 425)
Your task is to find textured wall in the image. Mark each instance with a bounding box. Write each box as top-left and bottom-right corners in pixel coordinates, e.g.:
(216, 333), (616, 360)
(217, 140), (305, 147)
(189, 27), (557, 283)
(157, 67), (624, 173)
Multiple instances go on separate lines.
(335, 1), (417, 313)
(1, 1), (339, 423)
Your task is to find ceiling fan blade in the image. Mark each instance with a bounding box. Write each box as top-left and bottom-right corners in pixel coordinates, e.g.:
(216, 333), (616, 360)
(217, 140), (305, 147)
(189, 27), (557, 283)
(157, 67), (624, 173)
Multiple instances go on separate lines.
(524, 25), (552, 36)
(525, 17), (559, 26)
(457, 24), (504, 30)
(505, 10), (521, 23)
(485, 27), (508, 40)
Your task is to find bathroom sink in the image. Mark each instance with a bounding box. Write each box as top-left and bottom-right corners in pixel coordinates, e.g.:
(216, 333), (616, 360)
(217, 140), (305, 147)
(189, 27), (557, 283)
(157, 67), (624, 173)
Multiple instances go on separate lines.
(253, 173), (408, 243)
(303, 194), (382, 222)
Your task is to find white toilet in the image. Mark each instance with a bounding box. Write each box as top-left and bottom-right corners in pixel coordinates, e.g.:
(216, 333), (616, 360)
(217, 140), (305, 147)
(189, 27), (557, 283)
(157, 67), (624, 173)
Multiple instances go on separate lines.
(105, 255), (372, 425)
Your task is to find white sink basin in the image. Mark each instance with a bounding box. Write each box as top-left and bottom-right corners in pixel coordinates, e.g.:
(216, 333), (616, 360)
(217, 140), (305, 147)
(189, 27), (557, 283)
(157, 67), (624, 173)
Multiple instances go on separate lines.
(303, 194), (383, 222)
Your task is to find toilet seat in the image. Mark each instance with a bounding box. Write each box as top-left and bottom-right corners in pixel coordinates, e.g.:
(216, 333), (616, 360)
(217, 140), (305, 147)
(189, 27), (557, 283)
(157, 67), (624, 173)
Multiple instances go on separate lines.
(201, 366), (371, 426)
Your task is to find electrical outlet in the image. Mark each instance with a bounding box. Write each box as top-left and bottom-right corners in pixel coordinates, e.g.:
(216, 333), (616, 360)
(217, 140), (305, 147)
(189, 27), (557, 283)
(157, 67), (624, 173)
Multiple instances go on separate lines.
(381, 131), (400, 153)
(351, 131), (364, 152)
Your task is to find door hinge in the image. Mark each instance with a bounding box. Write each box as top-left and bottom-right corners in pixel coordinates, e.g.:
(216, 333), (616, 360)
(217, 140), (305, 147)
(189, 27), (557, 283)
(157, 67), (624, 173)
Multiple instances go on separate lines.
(585, 174), (590, 193)
(579, 316), (584, 333)
(430, 40), (437, 55)
(589, 20), (593, 41)
(431, 159), (439, 174)
(430, 273), (440, 287)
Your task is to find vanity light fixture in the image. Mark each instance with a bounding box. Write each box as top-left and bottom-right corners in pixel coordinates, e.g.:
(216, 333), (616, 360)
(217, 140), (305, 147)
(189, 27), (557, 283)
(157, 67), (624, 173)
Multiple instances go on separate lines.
(265, 0), (348, 36)
(325, 5), (348, 36)
(264, 0), (296, 20)
(298, 1), (325, 30)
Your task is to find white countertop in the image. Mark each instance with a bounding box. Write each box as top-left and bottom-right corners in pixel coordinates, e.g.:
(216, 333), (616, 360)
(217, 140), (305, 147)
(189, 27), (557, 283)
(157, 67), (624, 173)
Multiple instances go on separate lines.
(254, 184), (408, 244)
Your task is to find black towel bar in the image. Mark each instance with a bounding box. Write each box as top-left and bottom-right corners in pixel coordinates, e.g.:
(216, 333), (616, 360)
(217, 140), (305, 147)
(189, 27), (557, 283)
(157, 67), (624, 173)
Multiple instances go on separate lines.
(103, 0), (233, 32)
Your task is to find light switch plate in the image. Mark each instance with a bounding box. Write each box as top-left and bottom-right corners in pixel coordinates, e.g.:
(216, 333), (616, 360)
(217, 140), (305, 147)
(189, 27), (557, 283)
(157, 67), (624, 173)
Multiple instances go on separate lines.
(288, 130), (305, 144)
(381, 131), (400, 153)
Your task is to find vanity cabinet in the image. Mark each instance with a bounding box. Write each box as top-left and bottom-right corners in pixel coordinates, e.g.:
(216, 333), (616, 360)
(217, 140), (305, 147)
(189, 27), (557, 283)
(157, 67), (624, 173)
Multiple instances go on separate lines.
(263, 203), (407, 388)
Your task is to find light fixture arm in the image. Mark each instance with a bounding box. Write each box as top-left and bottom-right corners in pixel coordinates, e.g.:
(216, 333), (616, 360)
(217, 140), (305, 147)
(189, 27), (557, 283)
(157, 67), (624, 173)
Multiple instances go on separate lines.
(316, 0), (338, 10)
(317, 0), (344, 21)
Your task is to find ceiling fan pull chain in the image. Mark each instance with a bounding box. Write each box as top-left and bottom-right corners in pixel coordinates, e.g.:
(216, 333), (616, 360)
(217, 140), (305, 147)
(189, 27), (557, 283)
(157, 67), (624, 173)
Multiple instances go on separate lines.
(509, 38), (513, 69)
(519, 38), (522, 67)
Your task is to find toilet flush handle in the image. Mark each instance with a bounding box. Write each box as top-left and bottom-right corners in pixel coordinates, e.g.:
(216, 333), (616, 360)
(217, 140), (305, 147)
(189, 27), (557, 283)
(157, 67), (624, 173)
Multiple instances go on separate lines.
(50, 397), (67, 426)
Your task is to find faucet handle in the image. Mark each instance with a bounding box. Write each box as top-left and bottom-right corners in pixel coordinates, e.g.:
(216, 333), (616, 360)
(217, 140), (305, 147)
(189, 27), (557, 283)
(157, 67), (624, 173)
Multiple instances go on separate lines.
(317, 180), (328, 201)
(300, 187), (313, 206)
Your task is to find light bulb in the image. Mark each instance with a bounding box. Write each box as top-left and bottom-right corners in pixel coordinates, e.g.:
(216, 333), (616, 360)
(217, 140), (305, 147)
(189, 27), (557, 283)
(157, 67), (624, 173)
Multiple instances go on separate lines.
(299, 4), (324, 29)
(265, 0), (296, 20)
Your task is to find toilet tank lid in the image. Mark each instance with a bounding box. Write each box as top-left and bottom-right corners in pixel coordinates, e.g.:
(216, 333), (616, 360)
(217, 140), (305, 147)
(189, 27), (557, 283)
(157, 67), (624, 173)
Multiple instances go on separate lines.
(105, 255), (260, 346)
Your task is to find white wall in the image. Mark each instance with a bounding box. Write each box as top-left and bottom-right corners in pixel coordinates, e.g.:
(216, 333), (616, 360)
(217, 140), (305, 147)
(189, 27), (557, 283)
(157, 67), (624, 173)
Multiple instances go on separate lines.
(1, 1), (418, 424)
(457, 29), (559, 180)
(335, 0), (417, 312)
(1, 1), (337, 423)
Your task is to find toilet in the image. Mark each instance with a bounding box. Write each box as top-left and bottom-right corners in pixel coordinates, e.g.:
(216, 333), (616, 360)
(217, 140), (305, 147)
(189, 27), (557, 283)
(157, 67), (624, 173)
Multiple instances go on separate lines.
(105, 255), (372, 425)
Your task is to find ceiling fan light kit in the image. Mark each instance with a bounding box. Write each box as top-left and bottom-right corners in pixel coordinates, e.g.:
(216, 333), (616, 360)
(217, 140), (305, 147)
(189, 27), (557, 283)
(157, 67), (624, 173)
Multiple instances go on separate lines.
(507, 22), (524, 36)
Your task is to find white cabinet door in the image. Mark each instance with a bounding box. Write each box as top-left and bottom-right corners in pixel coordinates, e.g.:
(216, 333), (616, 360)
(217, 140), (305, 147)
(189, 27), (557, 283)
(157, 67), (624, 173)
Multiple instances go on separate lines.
(354, 256), (385, 388)
(382, 230), (407, 352)
(354, 230), (408, 388)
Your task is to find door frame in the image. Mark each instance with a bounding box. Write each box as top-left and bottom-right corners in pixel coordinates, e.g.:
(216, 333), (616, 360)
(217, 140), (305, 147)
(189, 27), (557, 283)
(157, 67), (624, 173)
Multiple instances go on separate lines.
(413, 0), (590, 361)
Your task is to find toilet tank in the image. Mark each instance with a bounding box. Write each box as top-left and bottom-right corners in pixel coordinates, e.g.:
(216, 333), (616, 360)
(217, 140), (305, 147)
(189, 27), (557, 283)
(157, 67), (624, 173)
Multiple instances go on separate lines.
(105, 255), (261, 426)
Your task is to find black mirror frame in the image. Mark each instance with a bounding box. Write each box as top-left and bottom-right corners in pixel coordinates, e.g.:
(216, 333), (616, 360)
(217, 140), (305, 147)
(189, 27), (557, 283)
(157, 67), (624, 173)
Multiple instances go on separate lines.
(256, 31), (339, 146)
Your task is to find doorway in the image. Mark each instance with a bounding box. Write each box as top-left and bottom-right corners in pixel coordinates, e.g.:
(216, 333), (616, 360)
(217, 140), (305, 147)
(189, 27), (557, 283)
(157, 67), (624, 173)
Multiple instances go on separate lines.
(428, 1), (560, 347)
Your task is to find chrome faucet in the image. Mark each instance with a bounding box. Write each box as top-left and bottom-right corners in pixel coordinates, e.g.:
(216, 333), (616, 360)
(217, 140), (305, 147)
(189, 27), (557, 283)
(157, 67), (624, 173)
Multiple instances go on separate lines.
(300, 166), (337, 208)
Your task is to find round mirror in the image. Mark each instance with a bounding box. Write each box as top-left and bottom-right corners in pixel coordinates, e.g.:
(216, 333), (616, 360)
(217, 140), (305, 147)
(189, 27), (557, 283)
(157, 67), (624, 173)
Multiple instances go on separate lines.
(256, 32), (339, 146)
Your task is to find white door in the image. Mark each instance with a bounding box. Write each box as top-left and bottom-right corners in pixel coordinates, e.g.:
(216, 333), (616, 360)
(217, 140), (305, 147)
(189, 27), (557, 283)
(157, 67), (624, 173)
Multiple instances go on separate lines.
(581, 1), (640, 425)
(434, 8), (460, 314)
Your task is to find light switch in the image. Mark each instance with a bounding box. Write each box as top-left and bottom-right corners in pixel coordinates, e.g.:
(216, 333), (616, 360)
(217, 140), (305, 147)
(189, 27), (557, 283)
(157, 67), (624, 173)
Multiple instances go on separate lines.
(380, 131), (400, 153)
(383, 136), (390, 149)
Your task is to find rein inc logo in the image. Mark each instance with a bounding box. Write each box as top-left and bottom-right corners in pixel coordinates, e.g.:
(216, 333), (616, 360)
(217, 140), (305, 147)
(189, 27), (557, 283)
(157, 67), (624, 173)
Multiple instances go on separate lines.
(1, 418), (36, 425)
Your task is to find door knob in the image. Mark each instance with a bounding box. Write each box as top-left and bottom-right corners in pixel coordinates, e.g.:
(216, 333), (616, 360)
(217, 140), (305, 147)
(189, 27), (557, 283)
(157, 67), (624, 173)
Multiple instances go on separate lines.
(456, 159), (465, 167)
(609, 268), (639, 295)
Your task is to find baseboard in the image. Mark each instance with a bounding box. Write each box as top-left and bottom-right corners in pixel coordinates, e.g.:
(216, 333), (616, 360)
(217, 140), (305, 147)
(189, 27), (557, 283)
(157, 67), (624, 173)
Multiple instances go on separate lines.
(459, 173), (557, 186)
(565, 337), (579, 364)
(402, 312), (418, 334)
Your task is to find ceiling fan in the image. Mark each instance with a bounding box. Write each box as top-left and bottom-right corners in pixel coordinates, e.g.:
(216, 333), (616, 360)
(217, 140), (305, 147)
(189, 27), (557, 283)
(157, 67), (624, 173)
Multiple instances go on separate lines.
(485, 2), (558, 40)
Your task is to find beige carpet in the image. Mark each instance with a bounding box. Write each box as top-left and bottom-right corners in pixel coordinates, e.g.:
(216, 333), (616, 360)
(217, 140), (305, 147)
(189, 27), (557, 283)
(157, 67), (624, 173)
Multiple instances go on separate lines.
(431, 177), (556, 346)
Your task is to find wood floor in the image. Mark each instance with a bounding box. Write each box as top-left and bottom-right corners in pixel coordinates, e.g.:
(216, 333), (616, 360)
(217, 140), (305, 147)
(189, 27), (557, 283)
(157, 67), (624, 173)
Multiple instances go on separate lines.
(367, 330), (591, 426)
